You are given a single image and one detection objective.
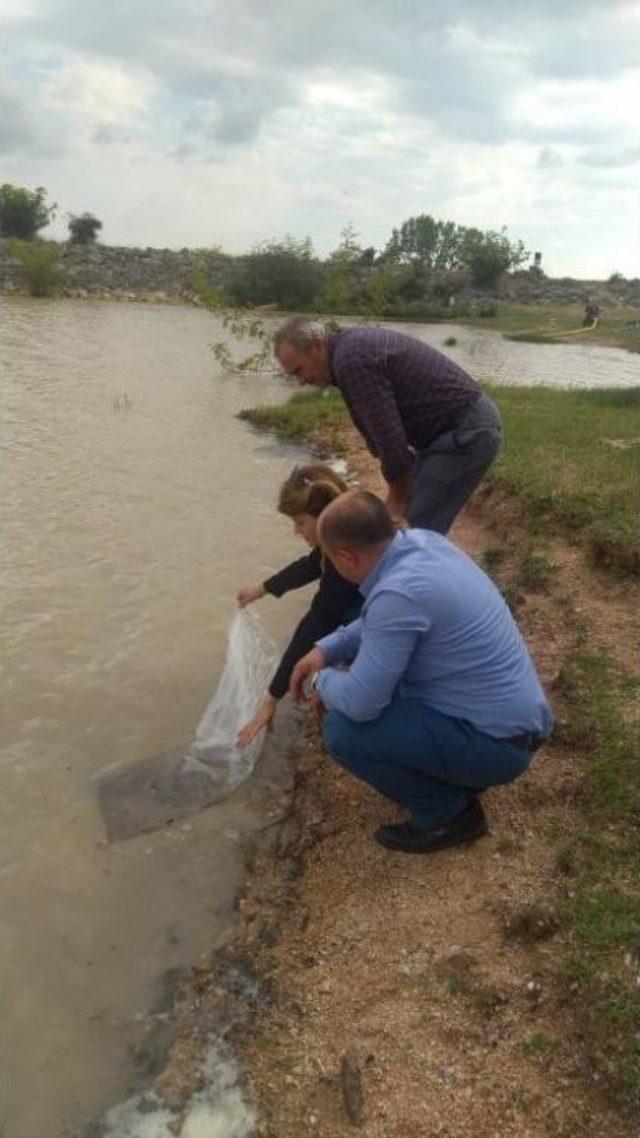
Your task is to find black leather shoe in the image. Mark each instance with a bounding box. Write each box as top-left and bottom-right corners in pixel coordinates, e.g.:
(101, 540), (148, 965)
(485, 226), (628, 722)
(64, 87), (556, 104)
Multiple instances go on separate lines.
(374, 798), (489, 854)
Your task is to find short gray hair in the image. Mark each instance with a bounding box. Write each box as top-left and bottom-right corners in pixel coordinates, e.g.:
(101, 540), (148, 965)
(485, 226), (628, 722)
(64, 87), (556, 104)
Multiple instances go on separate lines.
(274, 316), (327, 353)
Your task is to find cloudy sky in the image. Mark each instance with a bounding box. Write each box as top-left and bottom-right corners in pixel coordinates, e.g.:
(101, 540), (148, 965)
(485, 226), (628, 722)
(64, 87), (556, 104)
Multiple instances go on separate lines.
(1, 0), (638, 277)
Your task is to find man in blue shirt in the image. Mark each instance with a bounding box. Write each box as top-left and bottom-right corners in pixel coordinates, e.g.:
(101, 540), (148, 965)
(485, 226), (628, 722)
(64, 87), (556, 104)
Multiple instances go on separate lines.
(290, 490), (553, 854)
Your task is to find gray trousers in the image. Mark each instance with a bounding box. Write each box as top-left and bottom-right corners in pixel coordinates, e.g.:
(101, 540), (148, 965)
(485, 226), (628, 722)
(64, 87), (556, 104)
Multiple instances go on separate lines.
(406, 394), (502, 535)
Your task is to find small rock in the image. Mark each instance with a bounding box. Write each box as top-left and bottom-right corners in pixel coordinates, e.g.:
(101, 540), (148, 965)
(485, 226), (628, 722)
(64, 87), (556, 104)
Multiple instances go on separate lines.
(440, 1066), (457, 1083)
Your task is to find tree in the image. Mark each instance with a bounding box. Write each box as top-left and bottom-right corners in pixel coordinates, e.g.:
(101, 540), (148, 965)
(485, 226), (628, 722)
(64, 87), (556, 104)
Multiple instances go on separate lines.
(383, 213), (529, 286)
(0, 184), (56, 240)
(385, 214), (441, 266)
(460, 228), (529, 286)
(68, 212), (102, 245)
(384, 215), (470, 273)
(227, 236), (323, 309)
(317, 224), (365, 311)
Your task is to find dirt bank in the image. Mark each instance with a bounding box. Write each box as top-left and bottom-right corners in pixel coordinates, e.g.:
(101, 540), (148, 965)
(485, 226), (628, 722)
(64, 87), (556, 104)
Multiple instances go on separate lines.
(146, 424), (636, 1138)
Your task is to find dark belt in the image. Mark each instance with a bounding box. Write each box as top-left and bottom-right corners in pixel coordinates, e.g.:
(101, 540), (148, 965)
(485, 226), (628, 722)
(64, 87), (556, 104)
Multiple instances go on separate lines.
(505, 732), (543, 752)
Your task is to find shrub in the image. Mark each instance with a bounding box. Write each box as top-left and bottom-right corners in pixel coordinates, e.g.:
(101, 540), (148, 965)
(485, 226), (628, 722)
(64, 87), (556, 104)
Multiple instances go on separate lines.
(228, 236), (323, 309)
(8, 238), (62, 296)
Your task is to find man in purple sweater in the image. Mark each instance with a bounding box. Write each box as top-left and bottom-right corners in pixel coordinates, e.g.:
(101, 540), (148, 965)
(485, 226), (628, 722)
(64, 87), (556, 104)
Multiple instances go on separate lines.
(274, 318), (502, 533)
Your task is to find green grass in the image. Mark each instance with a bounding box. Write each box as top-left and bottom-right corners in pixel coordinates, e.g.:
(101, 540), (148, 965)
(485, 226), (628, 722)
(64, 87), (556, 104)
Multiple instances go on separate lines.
(484, 384), (640, 575)
(480, 546), (506, 574)
(238, 388), (347, 448)
(517, 551), (558, 590)
(459, 303), (640, 353)
(551, 644), (639, 1105)
(522, 1032), (558, 1058)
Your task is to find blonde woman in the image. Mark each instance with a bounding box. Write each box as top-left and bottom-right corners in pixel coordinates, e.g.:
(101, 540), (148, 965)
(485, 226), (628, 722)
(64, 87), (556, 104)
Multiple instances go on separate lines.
(236, 464), (361, 748)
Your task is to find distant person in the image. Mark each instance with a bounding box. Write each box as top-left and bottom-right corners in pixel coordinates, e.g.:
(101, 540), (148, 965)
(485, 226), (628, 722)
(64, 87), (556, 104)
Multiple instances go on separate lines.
(290, 490), (553, 854)
(583, 295), (600, 327)
(274, 318), (502, 534)
(236, 464), (361, 748)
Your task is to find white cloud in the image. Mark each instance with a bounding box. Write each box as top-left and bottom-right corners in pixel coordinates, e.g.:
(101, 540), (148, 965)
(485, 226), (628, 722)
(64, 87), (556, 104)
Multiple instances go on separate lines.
(1, 0), (638, 275)
(41, 58), (157, 128)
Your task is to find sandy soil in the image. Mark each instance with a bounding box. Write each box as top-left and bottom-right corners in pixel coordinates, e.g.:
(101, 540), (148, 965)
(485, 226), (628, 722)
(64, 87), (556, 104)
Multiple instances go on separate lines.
(152, 426), (637, 1138)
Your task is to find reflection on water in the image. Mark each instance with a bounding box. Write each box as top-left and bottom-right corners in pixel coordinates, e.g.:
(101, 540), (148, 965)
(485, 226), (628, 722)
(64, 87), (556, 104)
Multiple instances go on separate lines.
(1, 299), (633, 1137)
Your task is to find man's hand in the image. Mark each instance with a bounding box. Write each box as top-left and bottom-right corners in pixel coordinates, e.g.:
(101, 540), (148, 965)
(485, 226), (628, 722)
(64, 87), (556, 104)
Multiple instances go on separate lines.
(237, 583), (267, 608)
(289, 647), (326, 704)
(385, 470), (414, 522)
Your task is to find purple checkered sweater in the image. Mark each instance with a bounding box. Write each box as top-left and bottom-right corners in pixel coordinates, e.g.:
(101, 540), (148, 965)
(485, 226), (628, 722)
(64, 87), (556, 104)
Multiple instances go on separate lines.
(327, 326), (480, 483)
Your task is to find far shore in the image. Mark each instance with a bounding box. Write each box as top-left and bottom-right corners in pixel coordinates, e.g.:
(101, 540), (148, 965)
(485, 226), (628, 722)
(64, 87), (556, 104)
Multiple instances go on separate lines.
(3, 287), (639, 353)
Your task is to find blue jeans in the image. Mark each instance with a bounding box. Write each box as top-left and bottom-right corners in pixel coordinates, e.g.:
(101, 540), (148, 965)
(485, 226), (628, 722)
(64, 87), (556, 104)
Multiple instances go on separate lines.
(407, 394), (503, 535)
(322, 695), (533, 829)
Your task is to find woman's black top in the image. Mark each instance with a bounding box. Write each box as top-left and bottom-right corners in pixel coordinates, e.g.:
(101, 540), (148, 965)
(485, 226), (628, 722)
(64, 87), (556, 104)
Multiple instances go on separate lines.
(263, 547), (362, 700)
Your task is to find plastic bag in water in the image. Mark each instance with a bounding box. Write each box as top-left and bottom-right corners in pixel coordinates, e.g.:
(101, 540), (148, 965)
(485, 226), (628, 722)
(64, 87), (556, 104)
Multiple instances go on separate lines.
(97, 609), (277, 841)
(184, 608), (278, 789)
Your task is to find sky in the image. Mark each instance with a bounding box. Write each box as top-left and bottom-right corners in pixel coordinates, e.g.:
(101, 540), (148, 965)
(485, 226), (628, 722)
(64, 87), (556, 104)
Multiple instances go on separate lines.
(1, 0), (639, 278)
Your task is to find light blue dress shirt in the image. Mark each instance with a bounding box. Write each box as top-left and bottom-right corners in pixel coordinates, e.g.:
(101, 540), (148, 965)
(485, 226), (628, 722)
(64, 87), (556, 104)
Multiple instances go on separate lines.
(315, 529), (554, 739)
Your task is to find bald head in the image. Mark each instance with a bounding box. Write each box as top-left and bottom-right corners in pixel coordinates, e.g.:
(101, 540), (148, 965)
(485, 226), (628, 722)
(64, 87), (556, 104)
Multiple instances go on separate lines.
(318, 489), (395, 552)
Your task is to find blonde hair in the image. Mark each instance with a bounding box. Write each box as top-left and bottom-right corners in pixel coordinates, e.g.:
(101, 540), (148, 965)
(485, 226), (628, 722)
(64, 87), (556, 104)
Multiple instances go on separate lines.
(278, 463), (348, 519)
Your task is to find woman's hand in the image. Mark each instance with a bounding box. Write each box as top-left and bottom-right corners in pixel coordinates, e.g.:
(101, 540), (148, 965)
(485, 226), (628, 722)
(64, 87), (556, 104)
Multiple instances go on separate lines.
(236, 696), (277, 750)
(236, 583), (267, 608)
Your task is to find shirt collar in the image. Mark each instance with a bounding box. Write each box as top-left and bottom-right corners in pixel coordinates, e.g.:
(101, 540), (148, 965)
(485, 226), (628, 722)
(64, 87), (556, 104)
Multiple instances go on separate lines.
(359, 531), (405, 598)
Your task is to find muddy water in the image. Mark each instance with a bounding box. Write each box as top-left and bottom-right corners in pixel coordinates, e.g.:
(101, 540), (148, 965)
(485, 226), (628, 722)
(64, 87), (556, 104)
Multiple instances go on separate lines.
(1, 300), (312, 1138)
(385, 320), (638, 388)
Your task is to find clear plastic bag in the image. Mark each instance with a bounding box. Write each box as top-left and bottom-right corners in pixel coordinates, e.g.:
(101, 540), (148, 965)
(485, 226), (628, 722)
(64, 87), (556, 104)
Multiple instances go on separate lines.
(183, 609), (278, 791)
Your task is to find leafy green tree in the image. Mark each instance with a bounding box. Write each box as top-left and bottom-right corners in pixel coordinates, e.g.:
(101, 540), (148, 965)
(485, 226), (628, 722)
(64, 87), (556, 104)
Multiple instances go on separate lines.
(68, 212), (102, 245)
(385, 214), (441, 266)
(360, 265), (397, 316)
(383, 215), (470, 273)
(384, 214), (528, 287)
(460, 228), (529, 286)
(0, 184), (56, 239)
(8, 239), (62, 296)
(316, 224), (364, 311)
(228, 236), (322, 309)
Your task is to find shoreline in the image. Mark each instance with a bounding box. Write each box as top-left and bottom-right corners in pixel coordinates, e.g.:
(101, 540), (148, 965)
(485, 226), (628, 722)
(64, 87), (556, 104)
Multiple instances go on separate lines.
(111, 411), (637, 1137)
(3, 289), (639, 353)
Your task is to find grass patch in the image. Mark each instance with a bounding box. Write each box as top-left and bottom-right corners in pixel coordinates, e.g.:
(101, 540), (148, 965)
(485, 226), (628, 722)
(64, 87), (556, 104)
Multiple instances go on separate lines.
(459, 302), (640, 353)
(522, 1032), (558, 1058)
(239, 388), (347, 450)
(480, 546), (506, 574)
(551, 644), (639, 1106)
(484, 384), (640, 575)
(517, 551), (558, 590)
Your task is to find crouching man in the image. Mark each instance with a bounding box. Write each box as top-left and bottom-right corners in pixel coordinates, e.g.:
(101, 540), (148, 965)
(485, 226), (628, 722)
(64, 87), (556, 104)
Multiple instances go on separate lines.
(290, 490), (553, 854)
